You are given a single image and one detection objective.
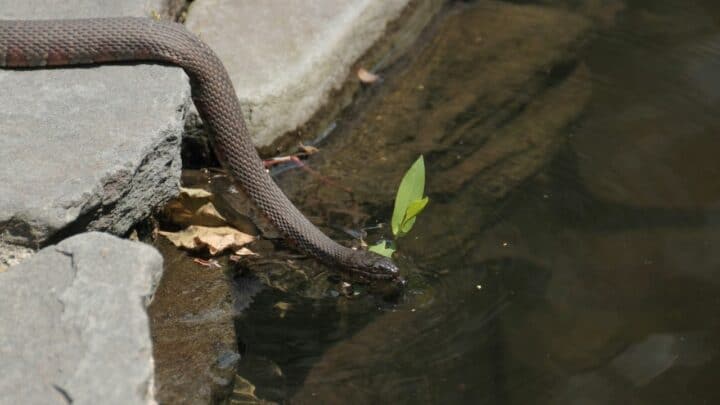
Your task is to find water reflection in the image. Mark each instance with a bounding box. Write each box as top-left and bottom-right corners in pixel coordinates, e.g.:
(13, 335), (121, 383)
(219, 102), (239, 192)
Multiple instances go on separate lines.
(234, 0), (720, 403)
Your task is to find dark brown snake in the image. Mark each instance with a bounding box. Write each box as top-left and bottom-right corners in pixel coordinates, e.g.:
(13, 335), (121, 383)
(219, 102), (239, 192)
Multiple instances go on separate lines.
(0, 17), (400, 280)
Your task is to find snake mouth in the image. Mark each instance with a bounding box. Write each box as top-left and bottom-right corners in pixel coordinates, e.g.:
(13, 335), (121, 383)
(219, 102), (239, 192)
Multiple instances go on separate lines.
(344, 254), (404, 284)
(346, 270), (407, 290)
(353, 269), (403, 281)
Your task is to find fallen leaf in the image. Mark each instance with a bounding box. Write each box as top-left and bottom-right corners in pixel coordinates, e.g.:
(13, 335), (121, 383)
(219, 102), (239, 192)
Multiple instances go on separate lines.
(179, 187), (213, 198)
(357, 67), (380, 83)
(229, 247), (259, 262)
(195, 202), (227, 222)
(232, 375), (261, 402)
(164, 194), (227, 227)
(235, 247), (258, 256)
(197, 230), (254, 255)
(298, 142), (320, 155)
(159, 225), (255, 255)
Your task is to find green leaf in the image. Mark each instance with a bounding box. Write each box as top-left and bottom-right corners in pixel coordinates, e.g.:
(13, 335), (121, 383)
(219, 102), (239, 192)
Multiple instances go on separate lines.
(368, 241), (395, 258)
(392, 156), (426, 237)
(396, 218), (416, 238)
(397, 197), (429, 236)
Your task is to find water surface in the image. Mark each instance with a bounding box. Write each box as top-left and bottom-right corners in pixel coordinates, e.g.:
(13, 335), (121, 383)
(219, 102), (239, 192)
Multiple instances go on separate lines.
(232, 1), (720, 403)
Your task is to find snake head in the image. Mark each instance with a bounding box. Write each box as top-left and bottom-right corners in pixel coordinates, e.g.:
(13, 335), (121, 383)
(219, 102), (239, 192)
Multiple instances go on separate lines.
(348, 250), (401, 281)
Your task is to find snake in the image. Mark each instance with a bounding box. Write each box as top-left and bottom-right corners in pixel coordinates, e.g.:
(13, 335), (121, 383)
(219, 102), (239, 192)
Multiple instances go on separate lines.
(0, 17), (400, 280)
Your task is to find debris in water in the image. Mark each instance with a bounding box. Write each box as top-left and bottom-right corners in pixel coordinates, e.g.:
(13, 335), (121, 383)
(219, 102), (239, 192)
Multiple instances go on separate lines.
(192, 258), (222, 269)
(357, 67), (380, 84)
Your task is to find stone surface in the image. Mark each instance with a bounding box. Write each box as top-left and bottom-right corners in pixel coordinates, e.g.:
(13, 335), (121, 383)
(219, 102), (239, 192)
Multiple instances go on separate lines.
(0, 0), (167, 18)
(0, 232), (163, 405)
(0, 240), (33, 271)
(0, 0), (189, 248)
(185, 0), (413, 147)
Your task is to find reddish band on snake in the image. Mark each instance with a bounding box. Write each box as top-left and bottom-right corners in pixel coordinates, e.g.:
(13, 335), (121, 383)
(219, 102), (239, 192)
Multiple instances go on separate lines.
(0, 17), (399, 280)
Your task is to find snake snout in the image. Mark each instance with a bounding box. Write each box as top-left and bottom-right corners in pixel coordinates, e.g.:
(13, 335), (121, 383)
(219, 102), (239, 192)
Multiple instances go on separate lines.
(351, 250), (401, 281)
(371, 257), (399, 276)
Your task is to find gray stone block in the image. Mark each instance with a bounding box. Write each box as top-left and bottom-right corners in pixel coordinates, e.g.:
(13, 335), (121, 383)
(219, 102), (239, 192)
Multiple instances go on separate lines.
(0, 1), (190, 247)
(185, 0), (413, 146)
(0, 0), (166, 19)
(0, 232), (163, 405)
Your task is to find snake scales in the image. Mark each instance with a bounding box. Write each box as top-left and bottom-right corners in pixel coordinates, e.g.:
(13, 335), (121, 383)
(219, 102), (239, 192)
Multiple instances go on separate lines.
(0, 17), (399, 280)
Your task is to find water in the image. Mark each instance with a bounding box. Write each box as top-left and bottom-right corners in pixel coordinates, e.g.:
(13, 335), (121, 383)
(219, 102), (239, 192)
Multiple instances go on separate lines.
(231, 1), (720, 403)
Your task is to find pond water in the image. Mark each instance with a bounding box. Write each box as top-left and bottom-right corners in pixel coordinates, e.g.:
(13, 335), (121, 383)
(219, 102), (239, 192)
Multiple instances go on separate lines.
(231, 1), (720, 403)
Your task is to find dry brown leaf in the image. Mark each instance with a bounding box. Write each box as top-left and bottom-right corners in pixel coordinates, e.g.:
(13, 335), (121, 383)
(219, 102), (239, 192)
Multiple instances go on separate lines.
(232, 375), (260, 401)
(229, 247), (258, 262)
(357, 67), (380, 83)
(195, 202), (227, 223)
(163, 199), (192, 222)
(235, 247), (257, 256)
(159, 225), (255, 255)
(298, 142), (319, 155)
(179, 187), (213, 198)
(164, 194), (227, 227)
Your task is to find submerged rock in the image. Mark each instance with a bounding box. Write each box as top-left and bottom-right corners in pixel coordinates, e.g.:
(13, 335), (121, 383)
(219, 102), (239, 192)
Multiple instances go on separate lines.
(148, 237), (264, 404)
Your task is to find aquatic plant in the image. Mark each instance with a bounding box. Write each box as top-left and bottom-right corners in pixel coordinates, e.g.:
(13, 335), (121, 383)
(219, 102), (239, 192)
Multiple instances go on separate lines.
(369, 155), (429, 257)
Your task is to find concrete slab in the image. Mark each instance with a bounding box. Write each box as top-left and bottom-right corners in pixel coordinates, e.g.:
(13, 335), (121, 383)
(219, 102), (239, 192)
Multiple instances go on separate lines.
(185, 0), (413, 146)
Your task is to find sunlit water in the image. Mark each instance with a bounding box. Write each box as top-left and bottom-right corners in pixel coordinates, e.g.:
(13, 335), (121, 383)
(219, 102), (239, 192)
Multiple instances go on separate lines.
(232, 1), (720, 403)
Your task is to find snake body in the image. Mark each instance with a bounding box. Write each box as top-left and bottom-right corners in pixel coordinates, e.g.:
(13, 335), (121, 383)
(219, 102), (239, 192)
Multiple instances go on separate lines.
(0, 17), (399, 279)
